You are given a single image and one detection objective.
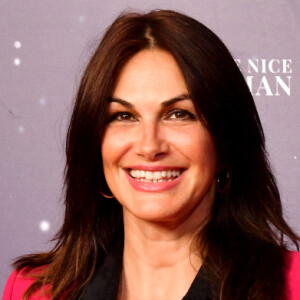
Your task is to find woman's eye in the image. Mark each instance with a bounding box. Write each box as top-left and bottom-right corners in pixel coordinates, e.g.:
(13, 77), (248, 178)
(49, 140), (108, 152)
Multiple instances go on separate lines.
(109, 112), (136, 122)
(167, 109), (196, 120)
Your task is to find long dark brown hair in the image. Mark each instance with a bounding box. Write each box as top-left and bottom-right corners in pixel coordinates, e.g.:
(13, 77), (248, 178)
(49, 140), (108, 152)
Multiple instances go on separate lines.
(14, 9), (299, 300)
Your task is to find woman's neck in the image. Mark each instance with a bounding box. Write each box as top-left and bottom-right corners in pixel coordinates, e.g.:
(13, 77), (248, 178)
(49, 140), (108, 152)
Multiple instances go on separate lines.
(119, 213), (204, 300)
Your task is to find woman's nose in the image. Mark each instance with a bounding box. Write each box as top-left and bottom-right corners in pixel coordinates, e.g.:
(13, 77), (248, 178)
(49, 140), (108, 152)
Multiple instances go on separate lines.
(134, 122), (169, 160)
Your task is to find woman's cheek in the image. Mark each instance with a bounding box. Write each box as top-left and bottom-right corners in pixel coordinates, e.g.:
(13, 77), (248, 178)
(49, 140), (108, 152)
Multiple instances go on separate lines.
(102, 126), (136, 160)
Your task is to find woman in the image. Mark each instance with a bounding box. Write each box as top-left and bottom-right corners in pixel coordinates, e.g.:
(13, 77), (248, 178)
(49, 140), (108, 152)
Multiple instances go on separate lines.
(3, 9), (300, 300)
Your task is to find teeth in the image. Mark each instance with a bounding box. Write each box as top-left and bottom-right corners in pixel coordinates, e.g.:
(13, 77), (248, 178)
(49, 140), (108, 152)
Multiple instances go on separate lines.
(153, 171), (161, 179)
(129, 169), (182, 183)
(145, 171), (153, 180)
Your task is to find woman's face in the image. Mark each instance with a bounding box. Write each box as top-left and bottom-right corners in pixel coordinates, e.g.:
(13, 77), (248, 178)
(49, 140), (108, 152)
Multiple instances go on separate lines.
(102, 49), (217, 226)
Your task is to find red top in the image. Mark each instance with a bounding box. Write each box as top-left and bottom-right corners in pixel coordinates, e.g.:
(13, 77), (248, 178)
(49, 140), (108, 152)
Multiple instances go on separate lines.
(2, 251), (300, 300)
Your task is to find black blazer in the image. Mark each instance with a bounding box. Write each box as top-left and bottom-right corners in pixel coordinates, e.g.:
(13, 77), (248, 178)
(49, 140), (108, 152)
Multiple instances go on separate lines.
(81, 238), (213, 300)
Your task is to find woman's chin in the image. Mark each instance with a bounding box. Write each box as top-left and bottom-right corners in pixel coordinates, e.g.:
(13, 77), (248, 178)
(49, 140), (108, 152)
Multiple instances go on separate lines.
(122, 200), (192, 225)
(124, 203), (175, 222)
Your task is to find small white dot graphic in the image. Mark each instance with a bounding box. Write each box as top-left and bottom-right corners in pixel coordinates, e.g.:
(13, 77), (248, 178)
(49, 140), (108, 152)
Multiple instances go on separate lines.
(39, 98), (47, 106)
(294, 156), (297, 160)
(18, 125), (24, 133)
(14, 41), (22, 48)
(14, 58), (21, 66)
(39, 220), (50, 232)
(78, 16), (85, 23)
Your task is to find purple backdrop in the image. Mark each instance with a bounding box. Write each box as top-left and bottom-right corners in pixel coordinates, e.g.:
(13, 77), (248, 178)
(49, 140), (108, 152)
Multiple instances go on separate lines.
(1, 0), (299, 294)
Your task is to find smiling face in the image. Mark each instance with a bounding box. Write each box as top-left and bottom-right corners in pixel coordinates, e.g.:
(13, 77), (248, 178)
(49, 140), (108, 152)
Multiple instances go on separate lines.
(101, 49), (217, 227)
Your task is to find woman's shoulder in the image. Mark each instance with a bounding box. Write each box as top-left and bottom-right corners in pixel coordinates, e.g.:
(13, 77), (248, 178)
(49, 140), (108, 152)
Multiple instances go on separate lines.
(3, 251), (299, 300)
(2, 267), (50, 300)
(285, 250), (300, 300)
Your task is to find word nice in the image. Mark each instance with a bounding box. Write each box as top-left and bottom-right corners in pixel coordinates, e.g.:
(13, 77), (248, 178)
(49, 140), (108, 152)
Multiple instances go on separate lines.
(235, 59), (292, 96)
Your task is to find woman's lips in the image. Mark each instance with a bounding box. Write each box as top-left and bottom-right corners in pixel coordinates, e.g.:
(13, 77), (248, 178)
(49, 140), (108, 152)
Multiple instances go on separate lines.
(125, 167), (186, 192)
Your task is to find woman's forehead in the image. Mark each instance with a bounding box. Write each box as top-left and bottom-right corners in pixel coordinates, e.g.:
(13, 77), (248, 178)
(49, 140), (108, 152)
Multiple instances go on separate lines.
(112, 49), (189, 104)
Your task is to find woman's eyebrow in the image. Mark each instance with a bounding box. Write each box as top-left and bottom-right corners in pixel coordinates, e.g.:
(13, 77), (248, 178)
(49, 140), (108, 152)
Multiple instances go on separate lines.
(109, 97), (134, 109)
(109, 94), (191, 109)
(161, 94), (191, 107)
